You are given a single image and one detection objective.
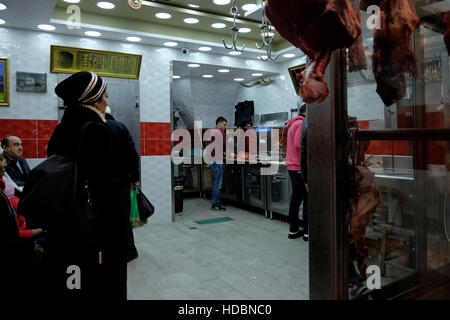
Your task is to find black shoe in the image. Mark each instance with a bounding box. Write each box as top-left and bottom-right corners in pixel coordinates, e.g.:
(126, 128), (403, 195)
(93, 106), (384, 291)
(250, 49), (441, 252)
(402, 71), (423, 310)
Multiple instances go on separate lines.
(126, 251), (139, 263)
(303, 234), (309, 242)
(288, 230), (303, 239)
(211, 205), (226, 211)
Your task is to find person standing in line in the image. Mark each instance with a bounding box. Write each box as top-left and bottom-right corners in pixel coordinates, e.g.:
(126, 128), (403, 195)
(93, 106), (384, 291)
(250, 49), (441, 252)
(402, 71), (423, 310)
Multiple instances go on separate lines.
(45, 71), (128, 300)
(210, 116), (227, 211)
(286, 103), (308, 241)
(1, 136), (30, 187)
(104, 107), (140, 263)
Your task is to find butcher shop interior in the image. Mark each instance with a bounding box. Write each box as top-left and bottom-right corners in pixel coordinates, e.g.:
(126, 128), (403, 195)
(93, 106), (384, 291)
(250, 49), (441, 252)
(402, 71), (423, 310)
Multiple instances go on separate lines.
(0, 0), (449, 300)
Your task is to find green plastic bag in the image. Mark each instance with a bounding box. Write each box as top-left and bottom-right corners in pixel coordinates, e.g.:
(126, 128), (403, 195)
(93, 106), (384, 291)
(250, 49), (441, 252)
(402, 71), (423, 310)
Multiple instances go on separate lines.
(130, 188), (145, 228)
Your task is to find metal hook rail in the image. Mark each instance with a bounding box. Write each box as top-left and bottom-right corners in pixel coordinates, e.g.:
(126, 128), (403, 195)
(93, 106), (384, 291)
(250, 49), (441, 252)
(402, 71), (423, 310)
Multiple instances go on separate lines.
(223, 0), (246, 52)
(256, 0), (279, 61)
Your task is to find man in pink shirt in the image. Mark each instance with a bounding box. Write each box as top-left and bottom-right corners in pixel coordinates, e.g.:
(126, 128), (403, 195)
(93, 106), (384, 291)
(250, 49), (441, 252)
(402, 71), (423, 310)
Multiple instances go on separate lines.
(286, 104), (308, 240)
(210, 116), (227, 211)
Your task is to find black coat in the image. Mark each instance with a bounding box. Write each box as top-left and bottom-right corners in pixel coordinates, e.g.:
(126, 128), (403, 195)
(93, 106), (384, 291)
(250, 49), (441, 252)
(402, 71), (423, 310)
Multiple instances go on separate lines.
(105, 113), (140, 186)
(4, 154), (30, 187)
(46, 106), (127, 300)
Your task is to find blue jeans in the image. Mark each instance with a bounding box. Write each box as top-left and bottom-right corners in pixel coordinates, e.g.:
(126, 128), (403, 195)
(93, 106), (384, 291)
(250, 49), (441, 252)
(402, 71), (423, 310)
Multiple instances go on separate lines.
(210, 162), (223, 206)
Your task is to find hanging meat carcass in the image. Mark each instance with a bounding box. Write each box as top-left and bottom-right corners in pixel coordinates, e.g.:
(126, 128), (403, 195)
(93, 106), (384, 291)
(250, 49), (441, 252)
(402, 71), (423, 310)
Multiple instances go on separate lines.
(443, 12), (450, 55)
(265, 0), (361, 103)
(373, 0), (419, 106)
(348, 0), (368, 72)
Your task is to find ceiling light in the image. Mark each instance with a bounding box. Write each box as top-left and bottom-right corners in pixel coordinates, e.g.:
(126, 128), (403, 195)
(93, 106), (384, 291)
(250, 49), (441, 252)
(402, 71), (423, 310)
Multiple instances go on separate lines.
(38, 24), (56, 31)
(242, 4), (258, 11)
(172, 75), (181, 79)
(97, 2), (115, 9)
(283, 53), (296, 58)
(184, 18), (199, 24)
(234, 78), (244, 81)
(164, 41), (178, 47)
(229, 51), (242, 56)
(198, 47), (212, 52)
(262, 32), (275, 37)
(155, 12), (172, 19)
(127, 36), (141, 42)
(188, 4), (200, 8)
(63, 0), (80, 3)
(85, 31), (101, 37)
(188, 63), (200, 68)
(211, 23), (226, 29)
(0, 3), (6, 10)
(218, 69), (230, 73)
(0, 19), (5, 24)
(252, 73), (263, 77)
(202, 75), (213, 78)
(259, 55), (268, 60)
(214, 0), (231, 5)
(238, 27), (251, 33)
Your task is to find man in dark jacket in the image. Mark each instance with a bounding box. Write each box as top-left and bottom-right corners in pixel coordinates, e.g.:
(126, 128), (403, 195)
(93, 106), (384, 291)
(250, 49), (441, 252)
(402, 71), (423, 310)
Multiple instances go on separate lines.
(105, 110), (140, 262)
(1, 136), (30, 187)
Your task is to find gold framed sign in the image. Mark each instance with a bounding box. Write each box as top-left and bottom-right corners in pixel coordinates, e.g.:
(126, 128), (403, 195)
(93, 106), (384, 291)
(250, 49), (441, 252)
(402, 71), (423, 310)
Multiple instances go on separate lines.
(288, 64), (306, 95)
(50, 45), (142, 79)
(0, 57), (9, 106)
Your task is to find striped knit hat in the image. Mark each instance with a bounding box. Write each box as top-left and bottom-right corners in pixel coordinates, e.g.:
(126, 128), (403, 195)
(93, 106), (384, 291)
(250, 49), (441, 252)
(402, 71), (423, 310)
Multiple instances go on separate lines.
(55, 71), (107, 106)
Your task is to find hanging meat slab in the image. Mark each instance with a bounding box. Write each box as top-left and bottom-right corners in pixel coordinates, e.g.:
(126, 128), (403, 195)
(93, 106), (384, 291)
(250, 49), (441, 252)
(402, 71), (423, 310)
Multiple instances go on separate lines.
(443, 12), (450, 55)
(265, 0), (361, 103)
(348, 0), (368, 72)
(373, 0), (419, 106)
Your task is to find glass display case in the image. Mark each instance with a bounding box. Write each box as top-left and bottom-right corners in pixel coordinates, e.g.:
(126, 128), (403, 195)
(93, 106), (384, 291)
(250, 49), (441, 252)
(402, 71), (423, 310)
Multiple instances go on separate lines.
(268, 165), (291, 217)
(306, 0), (450, 300)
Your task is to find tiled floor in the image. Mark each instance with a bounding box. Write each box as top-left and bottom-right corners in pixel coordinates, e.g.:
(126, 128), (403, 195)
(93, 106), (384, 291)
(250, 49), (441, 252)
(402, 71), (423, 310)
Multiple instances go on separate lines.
(127, 198), (310, 300)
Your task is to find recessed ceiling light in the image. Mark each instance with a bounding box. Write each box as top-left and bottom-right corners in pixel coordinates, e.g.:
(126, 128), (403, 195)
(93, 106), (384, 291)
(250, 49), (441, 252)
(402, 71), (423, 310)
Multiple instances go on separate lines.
(214, 0), (231, 5)
(63, 0), (80, 3)
(234, 78), (244, 81)
(38, 24), (56, 31)
(211, 23), (226, 29)
(252, 73), (263, 77)
(238, 27), (251, 33)
(127, 36), (141, 42)
(262, 32), (275, 37)
(0, 3), (7, 10)
(283, 53), (296, 58)
(85, 31), (101, 37)
(164, 41), (178, 47)
(0, 19), (5, 24)
(202, 75), (213, 78)
(97, 2), (115, 9)
(173, 75), (181, 79)
(188, 4), (200, 8)
(229, 51), (242, 56)
(198, 46), (212, 52)
(184, 18), (199, 24)
(242, 4), (258, 11)
(188, 63), (200, 68)
(258, 55), (268, 60)
(155, 12), (172, 19)
(218, 69), (230, 73)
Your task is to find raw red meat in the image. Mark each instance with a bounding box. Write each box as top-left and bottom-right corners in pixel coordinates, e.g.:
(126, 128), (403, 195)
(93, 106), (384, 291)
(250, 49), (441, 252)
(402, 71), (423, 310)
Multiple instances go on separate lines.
(373, 0), (419, 106)
(443, 12), (450, 55)
(348, 0), (367, 72)
(265, 0), (361, 103)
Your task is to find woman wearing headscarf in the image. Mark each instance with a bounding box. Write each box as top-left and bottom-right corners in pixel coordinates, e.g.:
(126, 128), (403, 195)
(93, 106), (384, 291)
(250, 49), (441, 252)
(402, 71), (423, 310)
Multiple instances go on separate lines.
(44, 71), (127, 300)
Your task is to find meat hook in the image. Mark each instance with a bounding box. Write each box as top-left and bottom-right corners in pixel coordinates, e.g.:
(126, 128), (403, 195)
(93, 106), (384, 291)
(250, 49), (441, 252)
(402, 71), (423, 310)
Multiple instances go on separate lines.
(223, 0), (246, 52)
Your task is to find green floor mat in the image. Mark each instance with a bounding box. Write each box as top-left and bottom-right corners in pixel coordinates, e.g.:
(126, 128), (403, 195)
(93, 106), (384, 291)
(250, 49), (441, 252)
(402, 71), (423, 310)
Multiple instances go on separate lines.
(195, 217), (233, 225)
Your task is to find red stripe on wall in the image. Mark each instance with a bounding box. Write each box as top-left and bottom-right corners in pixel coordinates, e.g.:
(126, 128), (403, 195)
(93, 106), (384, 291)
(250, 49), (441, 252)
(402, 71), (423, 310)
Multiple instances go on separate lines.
(140, 122), (171, 156)
(0, 119), (58, 159)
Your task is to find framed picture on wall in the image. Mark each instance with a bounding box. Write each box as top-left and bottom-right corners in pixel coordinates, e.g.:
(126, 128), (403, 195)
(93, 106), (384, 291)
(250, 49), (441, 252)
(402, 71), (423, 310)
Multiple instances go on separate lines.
(16, 72), (47, 93)
(0, 57), (9, 106)
(288, 64), (306, 96)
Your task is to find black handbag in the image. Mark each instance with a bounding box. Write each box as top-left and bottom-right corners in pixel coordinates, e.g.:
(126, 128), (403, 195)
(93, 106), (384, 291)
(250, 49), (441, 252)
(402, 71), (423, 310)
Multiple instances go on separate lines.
(136, 187), (154, 221)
